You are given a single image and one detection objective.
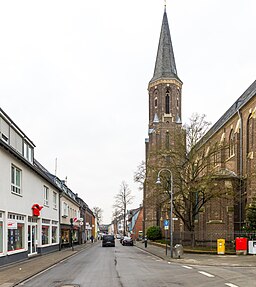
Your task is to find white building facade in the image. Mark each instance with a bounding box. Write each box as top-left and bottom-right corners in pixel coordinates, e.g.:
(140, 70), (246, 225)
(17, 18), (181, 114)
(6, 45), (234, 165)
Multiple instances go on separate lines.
(0, 108), (60, 266)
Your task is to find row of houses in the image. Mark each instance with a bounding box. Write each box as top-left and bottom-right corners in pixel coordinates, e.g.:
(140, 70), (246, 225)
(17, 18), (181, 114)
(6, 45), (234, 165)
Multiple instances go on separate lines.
(0, 107), (96, 267)
(109, 206), (144, 240)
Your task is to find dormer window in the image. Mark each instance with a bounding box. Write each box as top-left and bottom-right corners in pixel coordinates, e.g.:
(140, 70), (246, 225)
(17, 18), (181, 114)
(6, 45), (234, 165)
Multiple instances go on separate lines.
(23, 141), (33, 163)
(2, 133), (8, 143)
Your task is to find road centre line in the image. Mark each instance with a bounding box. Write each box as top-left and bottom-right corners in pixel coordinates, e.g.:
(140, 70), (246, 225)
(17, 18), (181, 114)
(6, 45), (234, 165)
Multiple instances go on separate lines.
(182, 265), (193, 269)
(225, 283), (239, 287)
(198, 271), (215, 278)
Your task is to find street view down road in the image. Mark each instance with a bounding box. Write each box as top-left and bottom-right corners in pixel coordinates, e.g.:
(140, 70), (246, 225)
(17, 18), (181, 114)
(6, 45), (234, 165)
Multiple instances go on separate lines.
(16, 241), (256, 287)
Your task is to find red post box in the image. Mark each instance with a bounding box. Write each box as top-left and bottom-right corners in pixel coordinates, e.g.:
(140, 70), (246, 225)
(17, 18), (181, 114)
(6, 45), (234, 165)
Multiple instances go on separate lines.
(235, 237), (248, 255)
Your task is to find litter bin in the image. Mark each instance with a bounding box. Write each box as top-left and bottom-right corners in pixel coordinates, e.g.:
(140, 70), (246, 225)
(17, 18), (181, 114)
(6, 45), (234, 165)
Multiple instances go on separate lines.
(235, 237), (248, 255)
(248, 241), (256, 254)
(173, 244), (183, 258)
(217, 239), (225, 255)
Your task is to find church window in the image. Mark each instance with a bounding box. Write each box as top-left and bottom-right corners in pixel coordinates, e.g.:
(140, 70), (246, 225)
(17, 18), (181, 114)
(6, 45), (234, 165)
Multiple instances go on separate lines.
(165, 90), (170, 114)
(165, 131), (170, 149)
(154, 97), (158, 108)
(246, 114), (254, 154)
(229, 129), (235, 157)
(213, 143), (218, 166)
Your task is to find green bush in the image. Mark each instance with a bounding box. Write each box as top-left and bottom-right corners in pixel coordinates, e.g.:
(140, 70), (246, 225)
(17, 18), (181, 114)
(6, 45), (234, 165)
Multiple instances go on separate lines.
(146, 226), (162, 240)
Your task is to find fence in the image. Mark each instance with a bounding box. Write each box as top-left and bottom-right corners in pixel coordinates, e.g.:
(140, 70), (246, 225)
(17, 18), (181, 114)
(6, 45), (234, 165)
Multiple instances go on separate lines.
(169, 231), (256, 251)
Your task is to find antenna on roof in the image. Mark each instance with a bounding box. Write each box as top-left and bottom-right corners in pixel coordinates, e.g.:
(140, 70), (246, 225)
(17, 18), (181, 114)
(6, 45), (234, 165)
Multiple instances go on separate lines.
(164, 0), (167, 11)
(55, 158), (57, 176)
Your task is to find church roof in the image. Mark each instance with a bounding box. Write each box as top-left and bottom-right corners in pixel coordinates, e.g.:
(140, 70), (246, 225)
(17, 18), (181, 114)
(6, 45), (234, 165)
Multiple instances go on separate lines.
(150, 9), (180, 83)
(200, 79), (256, 145)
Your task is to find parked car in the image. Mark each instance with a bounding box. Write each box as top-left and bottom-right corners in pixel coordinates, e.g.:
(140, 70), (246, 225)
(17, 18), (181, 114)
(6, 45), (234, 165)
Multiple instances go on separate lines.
(102, 235), (115, 247)
(122, 236), (133, 246)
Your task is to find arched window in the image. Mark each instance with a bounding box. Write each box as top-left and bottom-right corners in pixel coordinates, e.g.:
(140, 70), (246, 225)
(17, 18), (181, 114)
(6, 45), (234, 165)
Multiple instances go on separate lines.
(213, 143), (218, 166)
(165, 131), (170, 149)
(165, 90), (170, 114)
(154, 97), (158, 108)
(229, 129), (235, 157)
(247, 114), (254, 154)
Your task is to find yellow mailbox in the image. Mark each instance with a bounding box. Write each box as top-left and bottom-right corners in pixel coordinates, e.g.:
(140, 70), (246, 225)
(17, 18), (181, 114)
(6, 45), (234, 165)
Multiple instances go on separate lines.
(217, 239), (225, 254)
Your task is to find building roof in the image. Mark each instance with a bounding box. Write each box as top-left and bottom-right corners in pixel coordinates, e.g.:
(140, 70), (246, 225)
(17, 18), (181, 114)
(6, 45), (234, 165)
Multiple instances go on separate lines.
(201, 79), (256, 144)
(150, 9), (181, 84)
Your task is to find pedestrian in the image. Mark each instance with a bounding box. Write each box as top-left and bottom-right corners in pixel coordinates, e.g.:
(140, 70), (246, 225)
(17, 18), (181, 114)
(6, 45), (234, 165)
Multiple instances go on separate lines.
(144, 236), (148, 248)
(90, 235), (94, 243)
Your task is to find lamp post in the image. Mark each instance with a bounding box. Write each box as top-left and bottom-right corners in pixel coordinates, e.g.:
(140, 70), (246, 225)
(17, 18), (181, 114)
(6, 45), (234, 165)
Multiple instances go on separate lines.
(156, 168), (173, 258)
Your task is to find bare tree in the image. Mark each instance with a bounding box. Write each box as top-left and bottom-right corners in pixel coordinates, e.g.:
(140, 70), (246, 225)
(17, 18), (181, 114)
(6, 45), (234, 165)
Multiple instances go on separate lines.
(92, 206), (103, 224)
(112, 208), (121, 235)
(113, 181), (134, 236)
(134, 161), (146, 190)
(154, 113), (233, 245)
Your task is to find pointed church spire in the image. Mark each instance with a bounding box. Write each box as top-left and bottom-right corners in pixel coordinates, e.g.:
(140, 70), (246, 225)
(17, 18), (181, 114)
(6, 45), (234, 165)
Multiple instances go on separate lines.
(150, 9), (179, 83)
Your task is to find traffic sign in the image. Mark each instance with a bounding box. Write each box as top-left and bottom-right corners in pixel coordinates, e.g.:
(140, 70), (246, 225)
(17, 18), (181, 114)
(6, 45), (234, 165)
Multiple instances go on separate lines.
(164, 219), (169, 227)
(164, 219), (169, 230)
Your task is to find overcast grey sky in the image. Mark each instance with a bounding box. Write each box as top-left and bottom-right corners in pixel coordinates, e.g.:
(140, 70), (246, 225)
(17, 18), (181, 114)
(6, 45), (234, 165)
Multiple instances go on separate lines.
(0, 1), (255, 223)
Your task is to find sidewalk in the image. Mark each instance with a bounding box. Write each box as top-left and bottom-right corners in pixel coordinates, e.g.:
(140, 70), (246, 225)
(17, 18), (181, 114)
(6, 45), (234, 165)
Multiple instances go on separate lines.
(0, 242), (93, 287)
(135, 241), (256, 267)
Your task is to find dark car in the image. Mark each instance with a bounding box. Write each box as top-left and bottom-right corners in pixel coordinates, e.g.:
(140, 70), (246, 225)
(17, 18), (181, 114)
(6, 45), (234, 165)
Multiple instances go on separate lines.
(122, 236), (133, 246)
(102, 235), (115, 247)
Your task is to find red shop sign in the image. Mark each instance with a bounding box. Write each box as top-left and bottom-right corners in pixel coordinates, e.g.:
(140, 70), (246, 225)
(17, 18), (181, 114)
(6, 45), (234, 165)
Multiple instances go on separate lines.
(32, 204), (43, 216)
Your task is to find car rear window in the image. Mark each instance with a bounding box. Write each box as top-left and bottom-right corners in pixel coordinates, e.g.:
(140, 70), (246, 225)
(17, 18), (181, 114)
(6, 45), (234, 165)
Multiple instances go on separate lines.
(103, 235), (114, 240)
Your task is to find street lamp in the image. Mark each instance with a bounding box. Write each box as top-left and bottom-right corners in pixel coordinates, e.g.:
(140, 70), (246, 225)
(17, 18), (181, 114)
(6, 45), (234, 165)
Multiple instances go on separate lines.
(156, 168), (173, 258)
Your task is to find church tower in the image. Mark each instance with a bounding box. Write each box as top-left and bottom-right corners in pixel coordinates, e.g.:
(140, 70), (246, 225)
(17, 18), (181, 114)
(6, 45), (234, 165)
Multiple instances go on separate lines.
(144, 7), (183, 231)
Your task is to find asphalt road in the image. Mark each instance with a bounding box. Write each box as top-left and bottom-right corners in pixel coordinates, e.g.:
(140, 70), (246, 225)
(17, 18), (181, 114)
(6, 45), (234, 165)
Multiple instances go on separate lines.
(16, 240), (256, 287)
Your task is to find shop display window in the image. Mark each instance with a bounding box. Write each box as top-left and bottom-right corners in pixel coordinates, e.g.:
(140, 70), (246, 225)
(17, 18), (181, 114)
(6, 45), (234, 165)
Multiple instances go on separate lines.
(42, 225), (49, 245)
(61, 230), (69, 244)
(52, 226), (58, 243)
(8, 223), (24, 251)
(73, 230), (79, 242)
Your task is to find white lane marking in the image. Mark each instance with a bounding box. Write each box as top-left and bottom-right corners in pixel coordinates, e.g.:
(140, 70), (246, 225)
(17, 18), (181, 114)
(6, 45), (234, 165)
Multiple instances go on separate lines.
(156, 259), (162, 261)
(225, 283), (239, 287)
(198, 271), (215, 278)
(182, 265), (193, 269)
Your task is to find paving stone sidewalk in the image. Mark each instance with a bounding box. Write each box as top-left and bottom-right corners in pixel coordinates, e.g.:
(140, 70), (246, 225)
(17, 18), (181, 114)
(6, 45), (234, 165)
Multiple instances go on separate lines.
(134, 241), (256, 267)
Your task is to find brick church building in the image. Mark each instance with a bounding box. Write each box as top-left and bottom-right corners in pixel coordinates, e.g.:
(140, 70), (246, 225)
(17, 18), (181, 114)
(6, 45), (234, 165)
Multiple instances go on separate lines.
(144, 7), (256, 245)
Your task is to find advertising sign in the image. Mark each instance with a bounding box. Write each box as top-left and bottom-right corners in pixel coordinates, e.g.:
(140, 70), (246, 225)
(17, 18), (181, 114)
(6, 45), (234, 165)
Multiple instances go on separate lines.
(7, 220), (17, 229)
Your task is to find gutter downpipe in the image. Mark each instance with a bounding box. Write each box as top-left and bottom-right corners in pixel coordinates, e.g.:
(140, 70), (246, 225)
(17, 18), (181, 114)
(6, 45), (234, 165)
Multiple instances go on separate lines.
(237, 109), (243, 233)
(59, 191), (63, 251)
